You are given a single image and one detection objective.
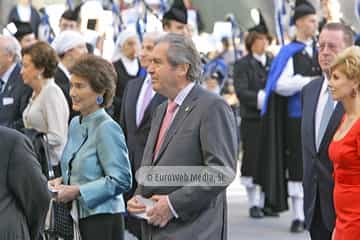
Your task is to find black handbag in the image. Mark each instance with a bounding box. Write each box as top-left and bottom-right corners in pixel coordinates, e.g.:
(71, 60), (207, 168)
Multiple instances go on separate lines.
(43, 135), (74, 240)
(46, 201), (74, 239)
(20, 128), (50, 178)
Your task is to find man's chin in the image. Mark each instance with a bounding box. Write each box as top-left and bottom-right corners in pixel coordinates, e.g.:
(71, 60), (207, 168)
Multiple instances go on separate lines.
(72, 105), (80, 112)
(320, 63), (331, 71)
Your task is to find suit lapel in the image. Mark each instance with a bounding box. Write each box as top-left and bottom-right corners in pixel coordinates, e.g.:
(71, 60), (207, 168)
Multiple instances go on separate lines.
(138, 93), (164, 128)
(249, 55), (258, 69)
(145, 103), (166, 165)
(56, 67), (69, 85)
(152, 85), (199, 165)
(309, 78), (323, 153)
(1, 64), (20, 97)
(130, 77), (144, 129)
(30, 8), (36, 22)
(318, 103), (344, 153)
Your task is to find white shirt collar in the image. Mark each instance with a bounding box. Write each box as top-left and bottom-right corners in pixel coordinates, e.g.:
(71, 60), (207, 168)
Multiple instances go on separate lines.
(298, 38), (313, 46)
(321, 74), (337, 105)
(253, 53), (267, 66)
(141, 74), (155, 95)
(297, 38), (314, 57)
(321, 74), (329, 96)
(144, 73), (151, 84)
(173, 82), (195, 107)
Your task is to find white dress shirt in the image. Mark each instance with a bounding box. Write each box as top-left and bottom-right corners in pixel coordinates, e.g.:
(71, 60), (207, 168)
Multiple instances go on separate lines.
(315, 75), (337, 147)
(275, 39), (316, 96)
(136, 74), (155, 125)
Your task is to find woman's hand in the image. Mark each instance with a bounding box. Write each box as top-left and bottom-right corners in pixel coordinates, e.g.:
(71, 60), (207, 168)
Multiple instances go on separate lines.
(48, 177), (63, 190)
(127, 195), (146, 213)
(54, 185), (80, 203)
(332, 228), (336, 240)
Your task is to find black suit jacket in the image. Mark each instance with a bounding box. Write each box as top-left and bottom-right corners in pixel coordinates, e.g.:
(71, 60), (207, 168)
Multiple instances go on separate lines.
(0, 126), (50, 240)
(54, 66), (78, 121)
(8, 6), (41, 37)
(0, 64), (32, 130)
(120, 75), (166, 197)
(233, 54), (271, 119)
(301, 77), (344, 231)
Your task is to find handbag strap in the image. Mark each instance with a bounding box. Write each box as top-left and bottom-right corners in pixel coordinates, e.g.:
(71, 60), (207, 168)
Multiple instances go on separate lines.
(43, 134), (55, 179)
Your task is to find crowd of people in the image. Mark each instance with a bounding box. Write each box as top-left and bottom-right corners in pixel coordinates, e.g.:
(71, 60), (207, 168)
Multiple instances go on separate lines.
(1, 0), (360, 240)
(235, 1), (360, 239)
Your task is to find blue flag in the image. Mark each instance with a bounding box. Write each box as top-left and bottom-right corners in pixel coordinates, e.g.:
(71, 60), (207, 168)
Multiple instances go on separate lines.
(261, 42), (305, 116)
(38, 8), (54, 43)
(274, 0), (286, 45)
(66, 0), (73, 10)
(111, 0), (123, 41)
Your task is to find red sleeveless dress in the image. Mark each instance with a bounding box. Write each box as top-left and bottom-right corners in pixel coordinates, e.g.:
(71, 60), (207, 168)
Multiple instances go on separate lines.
(328, 117), (360, 240)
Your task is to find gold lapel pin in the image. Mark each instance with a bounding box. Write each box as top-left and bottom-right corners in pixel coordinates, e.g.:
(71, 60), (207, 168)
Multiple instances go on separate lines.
(185, 106), (190, 112)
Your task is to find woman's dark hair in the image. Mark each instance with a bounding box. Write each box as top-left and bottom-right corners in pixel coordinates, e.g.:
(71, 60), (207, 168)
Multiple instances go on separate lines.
(245, 31), (271, 53)
(70, 54), (117, 108)
(22, 41), (58, 78)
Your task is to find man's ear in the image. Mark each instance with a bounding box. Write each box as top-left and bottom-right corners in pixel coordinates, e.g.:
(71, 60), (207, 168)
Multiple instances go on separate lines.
(177, 63), (189, 78)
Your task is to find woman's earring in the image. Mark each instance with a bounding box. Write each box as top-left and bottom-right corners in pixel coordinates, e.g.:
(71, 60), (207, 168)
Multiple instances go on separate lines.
(351, 88), (357, 98)
(96, 95), (104, 105)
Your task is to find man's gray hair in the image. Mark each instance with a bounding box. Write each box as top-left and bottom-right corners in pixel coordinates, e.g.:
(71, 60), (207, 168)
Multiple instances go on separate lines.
(0, 35), (22, 63)
(143, 31), (164, 45)
(157, 33), (202, 82)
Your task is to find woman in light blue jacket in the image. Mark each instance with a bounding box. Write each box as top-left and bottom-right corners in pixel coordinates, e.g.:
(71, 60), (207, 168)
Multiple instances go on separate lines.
(48, 54), (132, 240)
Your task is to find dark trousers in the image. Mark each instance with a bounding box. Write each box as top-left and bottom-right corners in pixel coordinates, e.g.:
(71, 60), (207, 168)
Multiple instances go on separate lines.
(125, 215), (142, 239)
(240, 119), (262, 179)
(285, 118), (303, 181)
(309, 196), (332, 240)
(79, 213), (124, 240)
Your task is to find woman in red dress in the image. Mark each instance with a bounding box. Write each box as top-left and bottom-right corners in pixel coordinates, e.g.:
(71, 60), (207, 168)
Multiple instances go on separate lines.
(328, 46), (360, 240)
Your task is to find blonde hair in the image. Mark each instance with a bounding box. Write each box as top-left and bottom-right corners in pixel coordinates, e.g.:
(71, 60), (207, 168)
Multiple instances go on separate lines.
(330, 46), (360, 84)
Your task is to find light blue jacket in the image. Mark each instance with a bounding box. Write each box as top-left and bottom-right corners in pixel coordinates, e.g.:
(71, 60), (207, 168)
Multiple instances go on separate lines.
(61, 108), (132, 219)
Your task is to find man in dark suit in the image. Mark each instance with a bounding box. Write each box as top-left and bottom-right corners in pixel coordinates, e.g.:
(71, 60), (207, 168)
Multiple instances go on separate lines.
(127, 33), (237, 240)
(0, 126), (50, 240)
(52, 30), (87, 120)
(0, 35), (32, 130)
(8, 0), (41, 37)
(301, 22), (353, 240)
(120, 32), (166, 238)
